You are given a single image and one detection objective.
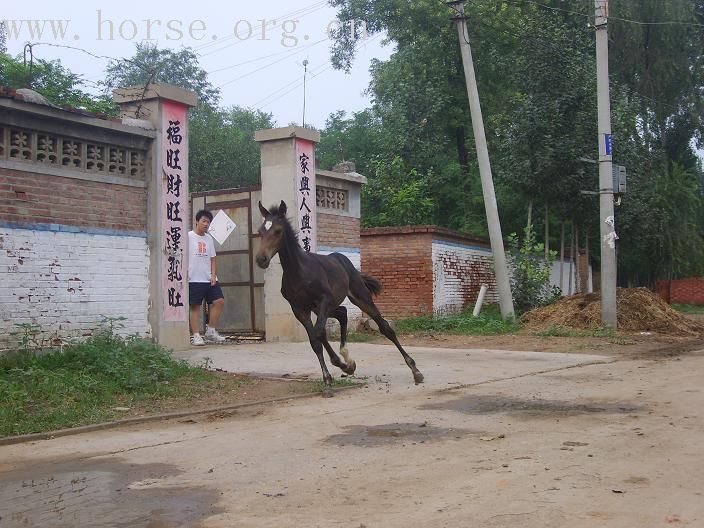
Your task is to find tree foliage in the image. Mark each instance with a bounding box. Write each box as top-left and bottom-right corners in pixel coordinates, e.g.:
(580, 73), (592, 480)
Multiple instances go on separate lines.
(0, 54), (115, 114)
(189, 105), (274, 191)
(102, 42), (220, 108)
(102, 43), (271, 191)
(506, 225), (561, 313)
(326, 0), (704, 285)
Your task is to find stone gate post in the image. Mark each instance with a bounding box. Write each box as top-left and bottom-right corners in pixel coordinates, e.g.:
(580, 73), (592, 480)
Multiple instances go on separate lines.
(113, 84), (197, 350)
(255, 126), (320, 341)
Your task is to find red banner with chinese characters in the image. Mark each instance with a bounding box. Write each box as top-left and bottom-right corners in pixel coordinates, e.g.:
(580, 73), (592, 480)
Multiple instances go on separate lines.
(161, 100), (187, 321)
(295, 138), (316, 253)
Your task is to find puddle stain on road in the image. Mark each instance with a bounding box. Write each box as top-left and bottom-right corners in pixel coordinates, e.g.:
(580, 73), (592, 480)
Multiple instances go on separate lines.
(324, 422), (480, 447)
(0, 458), (222, 527)
(421, 395), (641, 417)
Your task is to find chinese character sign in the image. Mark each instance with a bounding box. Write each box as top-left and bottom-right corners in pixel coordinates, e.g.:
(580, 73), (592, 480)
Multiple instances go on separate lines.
(295, 138), (316, 253)
(162, 101), (188, 321)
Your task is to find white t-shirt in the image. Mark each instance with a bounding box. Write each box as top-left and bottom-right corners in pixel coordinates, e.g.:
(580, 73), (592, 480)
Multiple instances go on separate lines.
(188, 230), (217, 283)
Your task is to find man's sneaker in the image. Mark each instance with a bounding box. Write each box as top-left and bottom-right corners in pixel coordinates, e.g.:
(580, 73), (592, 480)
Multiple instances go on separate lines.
(204, 327), (226, 343)
(191, 333), (205, 346)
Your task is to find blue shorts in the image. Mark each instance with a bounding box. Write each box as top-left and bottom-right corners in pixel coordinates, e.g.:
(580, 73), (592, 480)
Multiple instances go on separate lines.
(189, 282), (225, 305)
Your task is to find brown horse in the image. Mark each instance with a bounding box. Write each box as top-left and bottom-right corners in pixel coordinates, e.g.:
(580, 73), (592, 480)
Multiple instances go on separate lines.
(256, 200), (423, 396)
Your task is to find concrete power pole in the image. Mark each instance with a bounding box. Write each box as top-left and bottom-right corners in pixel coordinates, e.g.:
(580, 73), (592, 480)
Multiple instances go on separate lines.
(448, 0), (515, 321)
(595, 0), (618, 327)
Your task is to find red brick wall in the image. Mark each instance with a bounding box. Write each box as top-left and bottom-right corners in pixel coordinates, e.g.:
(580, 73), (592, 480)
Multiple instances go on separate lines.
(657, 278), (704, 305)
(0, 167), (147, 233)
(361, 228), (434, 318)
(317, 212), (360, 248)
(431, 235), (497, 313)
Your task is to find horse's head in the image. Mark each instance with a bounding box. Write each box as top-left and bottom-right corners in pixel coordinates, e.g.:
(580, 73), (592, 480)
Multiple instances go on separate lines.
(256, 200), (288, 269)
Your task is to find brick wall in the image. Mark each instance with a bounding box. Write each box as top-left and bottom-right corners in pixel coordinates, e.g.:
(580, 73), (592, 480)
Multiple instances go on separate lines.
(432, 238), (497, 315)
(1, 168), (146, 232)
(361, 227), (434, 319)
(317, 212), (360, 249)
(0, 95), (153, 350)
(0, 227), (150, 346)
(657, 278), (704, 305)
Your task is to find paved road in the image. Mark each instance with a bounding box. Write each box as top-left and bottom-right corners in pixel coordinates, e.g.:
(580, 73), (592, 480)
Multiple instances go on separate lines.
(1, 342), (702, 527)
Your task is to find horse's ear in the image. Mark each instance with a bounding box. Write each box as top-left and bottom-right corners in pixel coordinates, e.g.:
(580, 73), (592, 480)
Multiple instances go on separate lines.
(279, 200), (287, 216)
(258, 201), (269, 218)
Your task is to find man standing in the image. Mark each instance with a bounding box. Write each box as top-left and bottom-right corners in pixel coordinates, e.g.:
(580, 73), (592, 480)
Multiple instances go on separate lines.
(188, 209), (226, 345)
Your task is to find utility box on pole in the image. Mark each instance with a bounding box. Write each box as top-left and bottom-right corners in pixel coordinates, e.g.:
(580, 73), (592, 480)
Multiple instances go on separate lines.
(612, 164), (627, 195)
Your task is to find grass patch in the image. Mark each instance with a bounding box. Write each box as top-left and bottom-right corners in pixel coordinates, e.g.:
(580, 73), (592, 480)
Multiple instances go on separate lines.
(672, 304), (704, 314)
(395, 305), (519, 335)
(1, 330), (208, 437)
(0, 320), (260, 438)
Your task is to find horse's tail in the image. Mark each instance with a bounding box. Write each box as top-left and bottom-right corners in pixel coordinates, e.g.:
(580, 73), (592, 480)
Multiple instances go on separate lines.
(362, 274), (382, 297)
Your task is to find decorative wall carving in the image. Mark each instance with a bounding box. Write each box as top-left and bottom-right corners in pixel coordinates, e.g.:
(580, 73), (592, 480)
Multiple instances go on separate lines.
(316, 186), (348, 211)
(1, 126), (146, 179)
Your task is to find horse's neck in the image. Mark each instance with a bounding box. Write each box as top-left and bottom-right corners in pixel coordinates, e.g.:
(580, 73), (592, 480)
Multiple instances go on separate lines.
(278, 233), (304, 278)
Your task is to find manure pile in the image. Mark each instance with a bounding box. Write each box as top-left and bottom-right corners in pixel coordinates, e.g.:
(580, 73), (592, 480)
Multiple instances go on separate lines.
(520, 288), (704, 336)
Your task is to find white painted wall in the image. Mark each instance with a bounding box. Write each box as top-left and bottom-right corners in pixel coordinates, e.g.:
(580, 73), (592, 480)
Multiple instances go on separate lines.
(549, 258), (593, 295)
(429, 239), (593, 317)
(431, 240), (498, 315)
(0, 227), (151, 350)
(318, 247), (364, 323)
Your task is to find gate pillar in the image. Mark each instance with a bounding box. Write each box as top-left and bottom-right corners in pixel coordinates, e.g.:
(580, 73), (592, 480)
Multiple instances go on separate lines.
(114, 84), (197, 350)
(255, 126), (320, 341)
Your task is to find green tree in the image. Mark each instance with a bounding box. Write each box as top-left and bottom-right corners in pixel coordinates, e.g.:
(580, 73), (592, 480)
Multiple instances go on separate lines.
(361, 157), (434, 227)
(189, 105), (274, 191)
(0, 54), (115, 114)
(506, 225), (560, 313)
(316, 109), (382, 175)
(103, 43), (272, 191)
(102, 42), (220, 108)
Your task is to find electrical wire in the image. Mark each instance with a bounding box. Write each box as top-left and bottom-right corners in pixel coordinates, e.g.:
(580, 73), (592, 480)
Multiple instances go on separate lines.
(253, 32), (382, 111)
(196, 1), (330, 58)
(208, 36), (328, 75)
(215, 36), (329, 88)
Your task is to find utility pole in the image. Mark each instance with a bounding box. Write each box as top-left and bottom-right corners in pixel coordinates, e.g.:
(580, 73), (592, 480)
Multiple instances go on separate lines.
(594, 0), (618, 327)
(448, 0), (515, 321)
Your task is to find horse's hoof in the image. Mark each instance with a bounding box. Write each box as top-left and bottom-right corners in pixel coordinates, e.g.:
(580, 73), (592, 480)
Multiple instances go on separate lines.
(322, 388), (335, 398)
(414, 371), (424, 384)
(344, 361), (357, 375)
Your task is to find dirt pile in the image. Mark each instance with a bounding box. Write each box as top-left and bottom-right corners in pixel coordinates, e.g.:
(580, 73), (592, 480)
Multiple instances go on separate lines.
(520, 288), (704, 336)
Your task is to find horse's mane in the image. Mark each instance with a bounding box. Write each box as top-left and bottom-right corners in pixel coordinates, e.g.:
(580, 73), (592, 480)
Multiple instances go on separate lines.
(270, 206), (304, 269)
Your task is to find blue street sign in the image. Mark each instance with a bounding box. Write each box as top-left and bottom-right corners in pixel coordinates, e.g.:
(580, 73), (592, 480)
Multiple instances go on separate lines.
(604, 133), (612, 156)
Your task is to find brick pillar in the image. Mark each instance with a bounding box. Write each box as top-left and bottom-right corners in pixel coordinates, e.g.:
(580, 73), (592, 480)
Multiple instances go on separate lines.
(113, 84), (197, 350)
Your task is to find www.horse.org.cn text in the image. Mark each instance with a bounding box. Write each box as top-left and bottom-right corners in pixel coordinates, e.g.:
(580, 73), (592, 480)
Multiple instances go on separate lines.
(3, 12), (370, 48)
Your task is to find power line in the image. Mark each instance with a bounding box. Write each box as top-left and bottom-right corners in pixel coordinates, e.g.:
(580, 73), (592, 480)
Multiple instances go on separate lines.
(196, 1), (330, 57)
(207, 36), (328, 75)
(215, 37), (329, 88)
(254, 33), (382, 112)
(609, 16), (704, 28)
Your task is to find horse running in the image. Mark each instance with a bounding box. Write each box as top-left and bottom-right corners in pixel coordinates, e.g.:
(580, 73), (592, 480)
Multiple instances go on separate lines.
(255, 200), (423, 395)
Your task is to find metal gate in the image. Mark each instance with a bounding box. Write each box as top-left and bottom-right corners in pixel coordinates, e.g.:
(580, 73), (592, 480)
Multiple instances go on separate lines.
(190, 186), (264, 336)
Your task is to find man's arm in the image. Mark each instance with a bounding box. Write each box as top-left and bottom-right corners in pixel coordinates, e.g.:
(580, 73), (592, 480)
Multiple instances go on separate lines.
(210, 256), (217, 286)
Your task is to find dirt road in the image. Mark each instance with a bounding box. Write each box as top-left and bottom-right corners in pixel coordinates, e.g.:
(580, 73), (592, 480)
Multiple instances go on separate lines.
(1, 341), (702, 527)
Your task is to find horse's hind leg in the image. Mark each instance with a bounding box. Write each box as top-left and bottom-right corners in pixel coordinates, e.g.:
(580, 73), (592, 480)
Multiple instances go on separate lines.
(330, 306), (355, 374)
(348, 292), (424, 384)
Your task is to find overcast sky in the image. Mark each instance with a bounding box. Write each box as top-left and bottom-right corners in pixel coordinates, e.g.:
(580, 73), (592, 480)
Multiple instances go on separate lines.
(3, 0), (392, 128)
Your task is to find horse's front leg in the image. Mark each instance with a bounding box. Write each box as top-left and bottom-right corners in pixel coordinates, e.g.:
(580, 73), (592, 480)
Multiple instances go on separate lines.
(291, 306), (334, 396)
